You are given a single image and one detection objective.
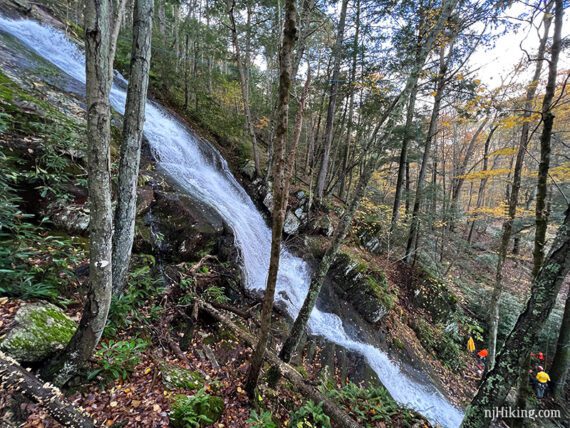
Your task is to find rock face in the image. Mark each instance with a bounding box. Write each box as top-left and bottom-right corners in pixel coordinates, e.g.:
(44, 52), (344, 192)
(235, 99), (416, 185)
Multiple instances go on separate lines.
(330, 253), (394, 324)
(411, 271), (458, 323)
(0, 302), (77, 363)
(240, 160), (256, 180)
(48, 202), (90, 234)
(136, 190), (228, 263)
(284, 211), (301, 235)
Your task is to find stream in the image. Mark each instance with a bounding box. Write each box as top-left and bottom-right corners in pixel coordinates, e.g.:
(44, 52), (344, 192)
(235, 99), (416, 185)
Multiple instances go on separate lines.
(0, 15), (464, 428)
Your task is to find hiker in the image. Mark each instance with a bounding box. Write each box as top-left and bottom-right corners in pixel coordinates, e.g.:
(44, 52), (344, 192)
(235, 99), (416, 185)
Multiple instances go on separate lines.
(477, 348), (488, 364)
(535, 366), (551, 399)
(467, 337), (475, 353)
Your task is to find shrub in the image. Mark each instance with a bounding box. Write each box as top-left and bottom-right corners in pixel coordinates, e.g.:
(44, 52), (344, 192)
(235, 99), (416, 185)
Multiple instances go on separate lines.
(88, 338), (148, 381)
(170, 389), (224, 428)
(246, 409), (277, 428)
(289, 401), (331, 428)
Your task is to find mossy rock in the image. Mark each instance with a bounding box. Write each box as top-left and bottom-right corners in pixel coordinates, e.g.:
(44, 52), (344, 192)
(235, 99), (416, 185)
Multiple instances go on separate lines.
(0, 302), (76, 363)
(413, 271), (458, 323)
(330, 252), (395, 323)
(170, 390), (224, 428)
(161, 363), (205, 390)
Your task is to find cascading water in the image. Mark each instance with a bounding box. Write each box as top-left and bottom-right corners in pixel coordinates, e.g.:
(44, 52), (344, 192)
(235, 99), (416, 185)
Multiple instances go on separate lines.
(0, 16), (465, 427)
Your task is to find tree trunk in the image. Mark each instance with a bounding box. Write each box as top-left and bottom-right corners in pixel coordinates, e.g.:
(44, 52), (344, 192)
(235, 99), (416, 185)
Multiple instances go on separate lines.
(112, 0), (154, 295)
(391, 83), (418, 231)
(198, 301), (360, 428)
(228, 0), (261, 176)
(405, 45), (448, 264)
(0, 353), (96, 428)
(550, 285), (570, 397)
(460, 205), (570, 428)
(532, 0), (561, 279)
(244, 0), (298, 395)
(486, 6), (553, 370)
(338, 0), (360, 201)
(448, 116), (489, 230)
(467, 125), (498, 243)
(43, 0), (114, 386)
(315, 0), (348, 203)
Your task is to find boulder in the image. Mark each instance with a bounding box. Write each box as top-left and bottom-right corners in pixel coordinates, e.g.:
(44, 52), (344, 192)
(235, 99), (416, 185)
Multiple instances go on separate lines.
(283, 211), (301, 235)
(240, 160), (256, 180)
(330, 253), (394, 323)
(263, 192), (274, 212)
(0, 302), (76, 363)
(294, 207), (306, 220)
(161, 364), (204, 390)
(136, 186), (154, 216)
(144, 191), (226, 262)
(48, 203), (90, 234)
(313, 214), (334, 237)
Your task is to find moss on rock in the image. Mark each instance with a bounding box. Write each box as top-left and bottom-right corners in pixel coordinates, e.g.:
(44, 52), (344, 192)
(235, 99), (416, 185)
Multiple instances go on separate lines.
(330, 252), (396, 323)
(161, 363), (205, 390)
(0, 302), (76, 363)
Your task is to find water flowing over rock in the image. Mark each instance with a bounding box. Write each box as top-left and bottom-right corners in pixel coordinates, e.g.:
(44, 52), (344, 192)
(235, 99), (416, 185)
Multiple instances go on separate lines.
(0, 17), (464, 427)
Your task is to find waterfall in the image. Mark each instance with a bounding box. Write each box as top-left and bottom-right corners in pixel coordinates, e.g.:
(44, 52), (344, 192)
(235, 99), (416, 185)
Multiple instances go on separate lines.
(0, 16), (464, 428)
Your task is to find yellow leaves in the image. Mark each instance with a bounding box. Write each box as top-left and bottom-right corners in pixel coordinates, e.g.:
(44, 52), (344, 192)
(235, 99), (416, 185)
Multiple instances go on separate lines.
(255, 116), (269, 130)
(487, 147), (517, 158)
(144, 367), (152, 375)
(467, 204), (534, 220)
(459, 168), (511, 181)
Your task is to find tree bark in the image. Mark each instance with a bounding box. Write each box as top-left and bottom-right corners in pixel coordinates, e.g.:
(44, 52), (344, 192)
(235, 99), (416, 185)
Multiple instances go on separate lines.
(43, 0), (114, 386)
(460, 204), (570, 428)
(550, 285), (570, 397)
(112, 0), (154, 295)
(244, 0), (297, 395)
(315, 0), (349, 203)
(486, 6), (553, 370)
(0, 353), (97, 428)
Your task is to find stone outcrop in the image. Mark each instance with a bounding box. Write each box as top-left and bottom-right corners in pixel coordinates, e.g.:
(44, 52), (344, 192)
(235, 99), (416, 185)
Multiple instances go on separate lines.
(330, 252), (394, 324)
(0, 302), (76, 363)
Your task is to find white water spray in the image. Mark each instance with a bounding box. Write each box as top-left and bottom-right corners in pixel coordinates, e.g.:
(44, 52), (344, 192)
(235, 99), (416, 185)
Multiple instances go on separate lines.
(0, 16), (464, 427)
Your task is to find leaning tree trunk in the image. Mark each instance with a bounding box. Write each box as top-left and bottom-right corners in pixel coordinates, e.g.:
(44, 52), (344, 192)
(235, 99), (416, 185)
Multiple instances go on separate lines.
(315, 0), (348, 203)
(532, 0), (562, 279)
(112, 0), (154, 295)
(460, 205), (570, 428)
(550, 285), (570, 397)
(244, 0), (298, 396)
(0, 353), (96, 428)
(486, 6), (553, 370)
(43, 0), (114, 385)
